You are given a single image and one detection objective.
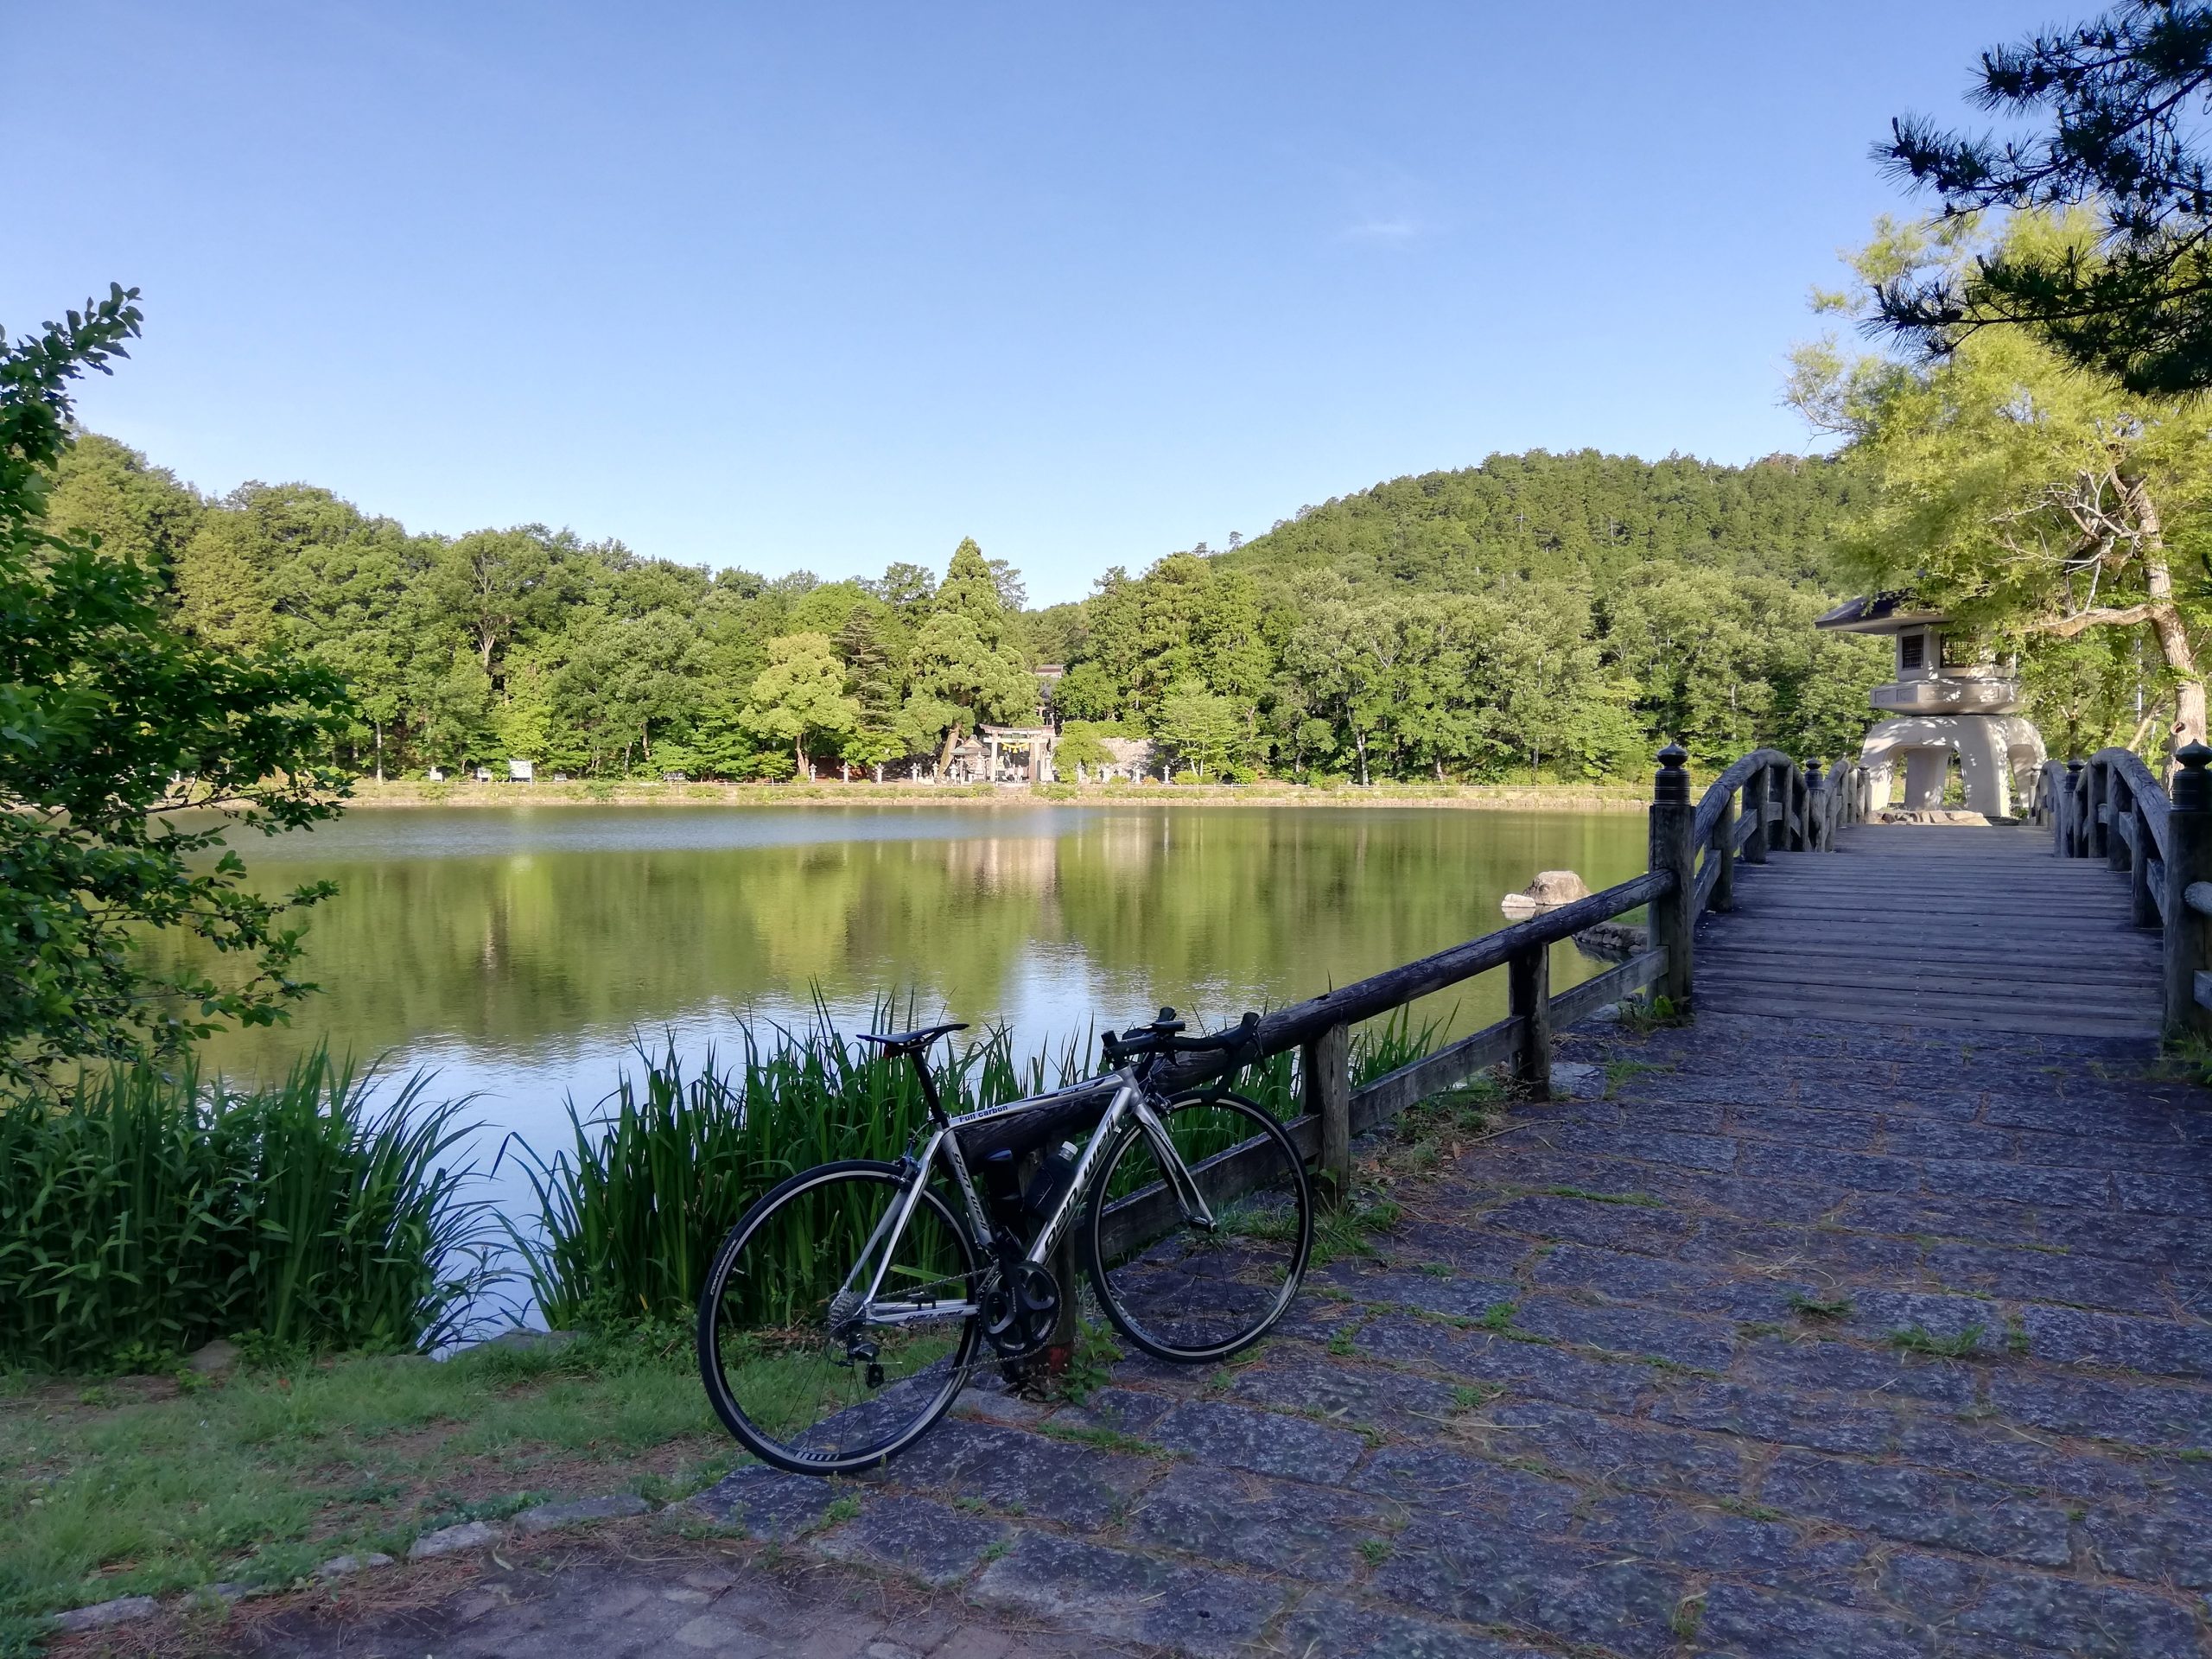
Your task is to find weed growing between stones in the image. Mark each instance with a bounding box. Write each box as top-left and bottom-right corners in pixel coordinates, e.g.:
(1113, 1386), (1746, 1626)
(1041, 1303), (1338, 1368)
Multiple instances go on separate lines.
(1889, 1323), (1986, 1358)
(1537, 1184), (1664, 1207)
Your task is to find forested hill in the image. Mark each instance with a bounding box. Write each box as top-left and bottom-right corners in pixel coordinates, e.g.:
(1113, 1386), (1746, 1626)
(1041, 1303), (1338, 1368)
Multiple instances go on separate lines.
(1220, 449), (1857, 593)
(41, 433), (1885, 786)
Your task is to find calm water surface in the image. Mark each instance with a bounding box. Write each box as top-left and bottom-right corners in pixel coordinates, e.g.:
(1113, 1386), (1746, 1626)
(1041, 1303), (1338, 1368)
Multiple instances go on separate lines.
(181, 803), (1646, 1224)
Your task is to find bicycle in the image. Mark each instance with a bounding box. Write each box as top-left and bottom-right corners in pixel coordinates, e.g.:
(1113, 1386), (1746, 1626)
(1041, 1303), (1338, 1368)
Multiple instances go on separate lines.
(696, 1008), (1314, 1475)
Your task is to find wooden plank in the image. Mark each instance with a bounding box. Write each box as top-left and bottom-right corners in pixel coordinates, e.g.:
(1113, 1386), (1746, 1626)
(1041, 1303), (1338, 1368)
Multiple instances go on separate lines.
(1348, 1016), (1519, 1135)
(1694, 972), (2154, 1021)
(1694, 849), (1723, 912)
(1548, 948), (1667, 1031)
(1696, 985), (2158, 1038)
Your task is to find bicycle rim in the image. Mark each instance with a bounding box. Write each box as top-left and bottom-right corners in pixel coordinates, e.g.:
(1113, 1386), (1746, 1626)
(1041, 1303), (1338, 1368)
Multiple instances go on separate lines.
(1086, 1092), (1312, 1363)
(697, 1161), (980, 1474)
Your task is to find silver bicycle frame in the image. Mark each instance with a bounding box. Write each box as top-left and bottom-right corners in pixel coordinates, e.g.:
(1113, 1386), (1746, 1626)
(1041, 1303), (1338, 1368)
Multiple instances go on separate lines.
(842, 1067), (1220, 1329)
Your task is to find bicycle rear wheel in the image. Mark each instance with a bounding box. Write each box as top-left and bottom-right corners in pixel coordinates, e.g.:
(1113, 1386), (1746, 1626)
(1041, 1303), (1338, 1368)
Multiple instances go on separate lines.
(1084, 1091), (1312, 1363)
(696, 1160), (981, 1475)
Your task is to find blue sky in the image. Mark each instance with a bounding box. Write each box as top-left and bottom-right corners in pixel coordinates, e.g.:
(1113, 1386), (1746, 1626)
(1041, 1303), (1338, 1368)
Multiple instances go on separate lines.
(7, 2), (2039, 605)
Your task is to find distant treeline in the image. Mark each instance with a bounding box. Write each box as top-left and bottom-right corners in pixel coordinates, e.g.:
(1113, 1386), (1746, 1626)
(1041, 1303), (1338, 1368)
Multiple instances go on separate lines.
(44, 437), (1886, 784)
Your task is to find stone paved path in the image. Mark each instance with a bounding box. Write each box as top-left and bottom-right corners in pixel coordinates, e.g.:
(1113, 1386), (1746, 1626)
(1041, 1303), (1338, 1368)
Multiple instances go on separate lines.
(691, 1011), (2212, 1659)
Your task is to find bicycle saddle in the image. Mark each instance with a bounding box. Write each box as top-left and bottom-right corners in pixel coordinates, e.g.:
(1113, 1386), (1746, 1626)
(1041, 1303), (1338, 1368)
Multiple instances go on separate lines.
(857, 1021), (968, 1054)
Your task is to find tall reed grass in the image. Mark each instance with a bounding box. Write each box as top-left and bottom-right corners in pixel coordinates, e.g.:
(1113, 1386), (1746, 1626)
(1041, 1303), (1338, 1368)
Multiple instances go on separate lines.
(0, 1052), (499, 1372)
(517, 1000), (1439, 1330)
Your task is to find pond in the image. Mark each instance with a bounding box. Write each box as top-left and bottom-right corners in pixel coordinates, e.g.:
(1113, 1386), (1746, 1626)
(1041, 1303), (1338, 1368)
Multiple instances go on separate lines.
(177, 801), (1649, 1235)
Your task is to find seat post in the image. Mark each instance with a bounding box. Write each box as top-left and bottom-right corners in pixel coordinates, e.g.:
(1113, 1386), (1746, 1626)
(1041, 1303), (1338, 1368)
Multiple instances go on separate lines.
(906, 1047), (950, 1127)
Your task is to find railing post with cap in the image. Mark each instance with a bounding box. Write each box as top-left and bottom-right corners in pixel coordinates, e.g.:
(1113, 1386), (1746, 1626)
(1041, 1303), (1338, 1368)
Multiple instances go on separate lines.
(2063, 760), (2084, 857)
(1804, 759), (1828, 852)
(2164, 744), (2212, 1041)
(1649, 744), (1696, 1009)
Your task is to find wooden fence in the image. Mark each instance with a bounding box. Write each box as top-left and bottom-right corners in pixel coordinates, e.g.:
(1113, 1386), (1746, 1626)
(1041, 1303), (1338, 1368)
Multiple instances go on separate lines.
(2034, 742), (2212, 1039)
(1098, 744), (1866, 1198)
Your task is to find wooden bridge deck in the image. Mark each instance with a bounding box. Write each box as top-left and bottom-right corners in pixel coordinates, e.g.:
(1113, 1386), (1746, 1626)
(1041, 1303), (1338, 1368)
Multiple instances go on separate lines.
(1699, 822), (2164, 1043)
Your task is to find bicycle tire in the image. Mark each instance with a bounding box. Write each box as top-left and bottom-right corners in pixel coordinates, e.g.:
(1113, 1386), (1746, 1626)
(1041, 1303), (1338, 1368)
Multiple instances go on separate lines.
(1084, 1090), (1313, 1363)
(696, 1159), (981, 1475)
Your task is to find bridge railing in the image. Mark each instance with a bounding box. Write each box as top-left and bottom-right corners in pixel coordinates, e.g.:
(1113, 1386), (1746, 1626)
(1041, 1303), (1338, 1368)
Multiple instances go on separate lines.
(2039, 745), (2212, 1039)
(988, 744), (1862, 1207)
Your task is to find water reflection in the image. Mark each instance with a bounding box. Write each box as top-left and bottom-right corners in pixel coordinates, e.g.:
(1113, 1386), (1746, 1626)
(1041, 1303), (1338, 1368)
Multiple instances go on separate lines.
(162, 804), (1647, 1216)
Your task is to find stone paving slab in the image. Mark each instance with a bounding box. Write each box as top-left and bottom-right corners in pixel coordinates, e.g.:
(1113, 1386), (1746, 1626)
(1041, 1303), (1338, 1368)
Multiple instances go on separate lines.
(660, 1010), (2212, 1658)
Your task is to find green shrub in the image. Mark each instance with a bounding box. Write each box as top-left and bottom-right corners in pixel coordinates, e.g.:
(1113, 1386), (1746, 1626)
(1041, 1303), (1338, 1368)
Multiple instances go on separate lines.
(0, 1052), (499, 1371)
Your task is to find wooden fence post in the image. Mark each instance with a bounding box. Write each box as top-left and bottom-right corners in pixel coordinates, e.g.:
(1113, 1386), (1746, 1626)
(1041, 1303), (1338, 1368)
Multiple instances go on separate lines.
(2164, 744), (2212, 1042)
(1743, 766), (1769, 866)
(1711, 782), (1737, 912)
(1508, 943), (1550, 1097)
(2088, 760), (2109, 861)
(1804, 759), (1827, 852)
(2063, 760), (2083, 855)
(2131, 795), (2160, 927)
(2108, 772), (2133, 875)
(1649, 743), (1696, 1010)
(1303, 1022), (1351, 1205)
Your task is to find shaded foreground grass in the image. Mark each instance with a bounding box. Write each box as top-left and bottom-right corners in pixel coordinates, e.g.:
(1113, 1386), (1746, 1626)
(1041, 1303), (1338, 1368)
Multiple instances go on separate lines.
(0, 1330), (724, 1645)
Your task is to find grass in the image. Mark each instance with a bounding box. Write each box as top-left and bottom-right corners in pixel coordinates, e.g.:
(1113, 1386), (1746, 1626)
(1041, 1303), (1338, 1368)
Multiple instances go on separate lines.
(0, 1051), (500, 1373)
(1888, 1323), (1986, 1358)
(1538, 1185), (1664, 1209)
(0, 1327), (722, 1636)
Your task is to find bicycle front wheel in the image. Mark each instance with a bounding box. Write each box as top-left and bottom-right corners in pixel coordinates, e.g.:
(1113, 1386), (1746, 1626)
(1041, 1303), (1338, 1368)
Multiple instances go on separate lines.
(1085, 1091), (1313, 1363)
(697, 1160), (981, 1475)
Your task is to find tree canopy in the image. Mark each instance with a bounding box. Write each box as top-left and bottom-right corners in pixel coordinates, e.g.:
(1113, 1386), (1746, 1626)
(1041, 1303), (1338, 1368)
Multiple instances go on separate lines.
(1877, 1), (2212, 394)
(3, 289), (353, 1091)
(1796, 213), (2212, 753)
(43, 433), (1883, 788)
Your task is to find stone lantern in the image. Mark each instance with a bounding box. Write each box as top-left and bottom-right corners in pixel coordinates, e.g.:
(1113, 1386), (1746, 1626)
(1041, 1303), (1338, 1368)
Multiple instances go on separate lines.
(1815, 595), (2045, 817)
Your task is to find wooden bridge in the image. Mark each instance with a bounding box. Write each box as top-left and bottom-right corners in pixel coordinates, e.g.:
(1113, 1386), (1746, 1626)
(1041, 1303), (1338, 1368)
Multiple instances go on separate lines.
(304, 743), (2212, 1659)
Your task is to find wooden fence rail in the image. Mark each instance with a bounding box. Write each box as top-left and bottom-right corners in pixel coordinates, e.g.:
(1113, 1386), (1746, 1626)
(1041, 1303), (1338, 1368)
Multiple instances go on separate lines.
(2036, 742), (2212, 1039)
(990, 743), (1866, 1205)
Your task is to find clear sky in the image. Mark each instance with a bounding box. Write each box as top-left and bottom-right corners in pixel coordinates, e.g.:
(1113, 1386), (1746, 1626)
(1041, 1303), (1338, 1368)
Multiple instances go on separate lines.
(6, 1), (2040, 605)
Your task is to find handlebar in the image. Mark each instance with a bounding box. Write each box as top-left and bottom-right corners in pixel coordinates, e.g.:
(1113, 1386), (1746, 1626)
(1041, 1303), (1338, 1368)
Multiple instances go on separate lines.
(1100, 1007), (1262, 1071)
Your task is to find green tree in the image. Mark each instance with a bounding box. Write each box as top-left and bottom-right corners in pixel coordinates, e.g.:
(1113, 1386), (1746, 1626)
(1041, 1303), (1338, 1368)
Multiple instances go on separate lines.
(2, 287), (353, 1090)
(1054, 721), (1116, 778)
(1155, 681), (1240, 779)
(425, 525), (569, 683)
(41, 431), (200, 577)
(744, 632), (860, 773)
(1794, 213), (2212, 752)
(1876, 1), (2212, 394)
(907, 609), (1034, 765)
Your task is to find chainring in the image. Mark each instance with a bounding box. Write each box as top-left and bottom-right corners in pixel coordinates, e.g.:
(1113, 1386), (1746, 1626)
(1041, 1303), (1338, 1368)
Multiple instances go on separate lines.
(980, 1261), (1061, 1357)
